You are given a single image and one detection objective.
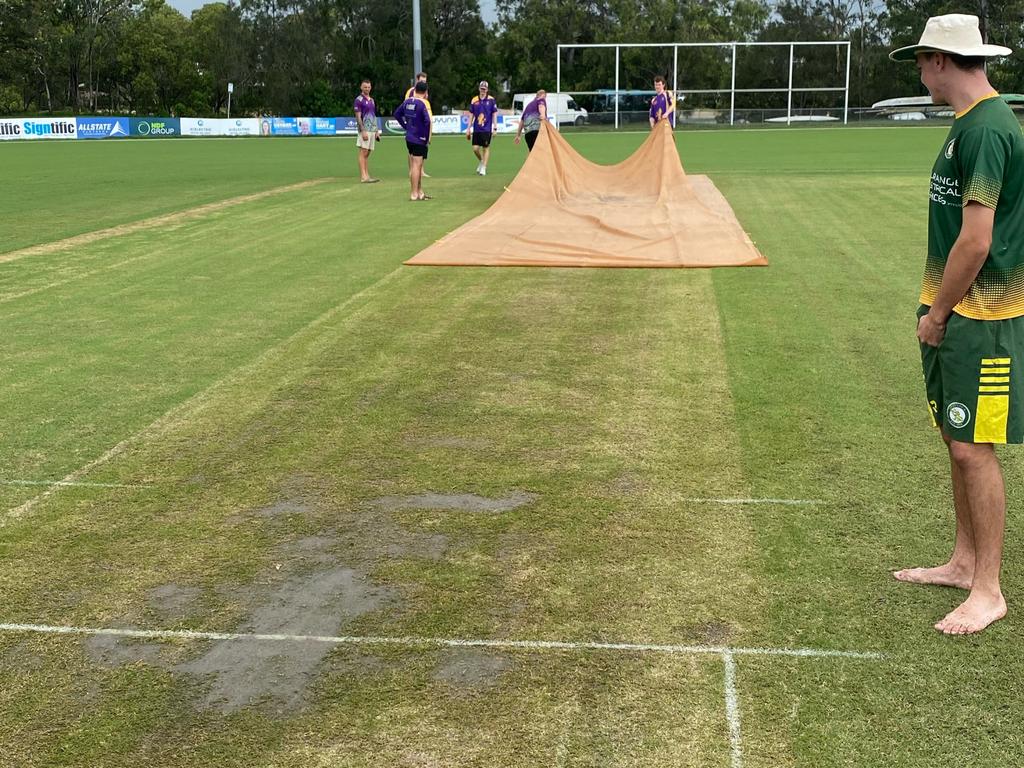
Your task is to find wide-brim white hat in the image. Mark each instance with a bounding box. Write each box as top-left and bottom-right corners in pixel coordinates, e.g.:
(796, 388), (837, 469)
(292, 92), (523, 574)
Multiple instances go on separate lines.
(890, 13), (1012, 61)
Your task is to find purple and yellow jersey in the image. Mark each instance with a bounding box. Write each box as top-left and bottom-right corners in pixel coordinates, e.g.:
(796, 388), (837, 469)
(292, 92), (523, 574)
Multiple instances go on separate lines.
(650, 91), (675, 126)
(405, 86), (433, 116)
(354, 94), (376, 130)
(394, 98), (431, 145)
(469, 95), (498, 132)
(521, 97), (547, 132)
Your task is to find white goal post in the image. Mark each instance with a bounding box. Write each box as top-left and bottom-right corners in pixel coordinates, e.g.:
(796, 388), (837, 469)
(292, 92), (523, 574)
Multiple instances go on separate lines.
(555, 41), (852, 127)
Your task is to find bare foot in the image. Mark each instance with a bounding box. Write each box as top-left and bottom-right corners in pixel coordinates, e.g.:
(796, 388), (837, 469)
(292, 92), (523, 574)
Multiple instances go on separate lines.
(893, 563), (973, 590)
(934, 591), (1007, 635)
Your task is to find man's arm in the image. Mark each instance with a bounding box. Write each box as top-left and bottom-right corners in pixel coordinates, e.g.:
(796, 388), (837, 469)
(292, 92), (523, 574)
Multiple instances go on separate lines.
(393, 103), (407, 129)
(918, 202), (995, 346)
(355, 108), (367, 139)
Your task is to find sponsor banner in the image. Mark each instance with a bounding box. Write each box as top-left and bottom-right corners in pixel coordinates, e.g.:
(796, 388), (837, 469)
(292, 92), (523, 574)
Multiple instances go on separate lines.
(0, 117), (77, 140)
(268, 117), (299, 136)
(180, 117), (218, 137)
(430, 114), (463, 134)
(300, 117), (337, 136)
(336, 116), (360, 135)
(130, 117), (180, 137)
(222, 118), (260, 136)
(76, 117), (130, 139)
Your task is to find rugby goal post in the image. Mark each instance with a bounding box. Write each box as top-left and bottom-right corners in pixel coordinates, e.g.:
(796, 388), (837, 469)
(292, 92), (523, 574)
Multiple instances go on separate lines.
(556, 41), (852, 127)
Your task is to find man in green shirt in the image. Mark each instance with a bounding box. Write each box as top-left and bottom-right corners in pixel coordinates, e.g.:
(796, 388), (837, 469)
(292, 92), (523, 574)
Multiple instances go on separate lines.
(890, 14), (1021, 634)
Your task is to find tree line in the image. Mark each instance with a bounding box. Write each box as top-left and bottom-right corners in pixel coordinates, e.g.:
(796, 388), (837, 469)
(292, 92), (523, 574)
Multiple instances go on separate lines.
(0, 0), (1020, 118)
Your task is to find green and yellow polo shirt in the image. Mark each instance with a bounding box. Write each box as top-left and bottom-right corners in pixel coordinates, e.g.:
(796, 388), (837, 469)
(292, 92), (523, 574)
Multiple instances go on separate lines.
(922, 95), (1024, 320)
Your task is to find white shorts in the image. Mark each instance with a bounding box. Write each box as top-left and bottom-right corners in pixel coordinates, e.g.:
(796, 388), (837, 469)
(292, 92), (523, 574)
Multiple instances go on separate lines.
(356, 131), (377, 151)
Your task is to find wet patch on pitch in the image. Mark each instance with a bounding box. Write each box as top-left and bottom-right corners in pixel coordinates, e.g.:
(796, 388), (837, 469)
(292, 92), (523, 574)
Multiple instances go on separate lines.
(177, 564), (395, 714)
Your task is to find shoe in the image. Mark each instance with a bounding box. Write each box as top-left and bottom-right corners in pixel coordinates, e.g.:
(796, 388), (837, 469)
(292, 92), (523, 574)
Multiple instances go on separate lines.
(422, 171), (432, 178)
(361, 178), (380, 184)
(475, 162), (482, 174)
(480, 167), (487, 176)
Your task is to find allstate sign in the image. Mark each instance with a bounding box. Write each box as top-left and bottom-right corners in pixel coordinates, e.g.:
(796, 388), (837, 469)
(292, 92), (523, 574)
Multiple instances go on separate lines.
(130, 117), (180, 137)
(76, 117), (130, 139)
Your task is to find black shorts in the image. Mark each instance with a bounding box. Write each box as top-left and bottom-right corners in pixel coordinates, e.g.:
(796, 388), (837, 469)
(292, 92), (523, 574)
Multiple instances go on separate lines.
(471, 131), (493, 148)
(406, 141), (429, 158)
(525, 130), (539, 151)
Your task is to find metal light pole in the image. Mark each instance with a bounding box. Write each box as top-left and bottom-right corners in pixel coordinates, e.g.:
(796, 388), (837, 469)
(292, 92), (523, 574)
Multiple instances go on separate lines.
(412, 0), (423, 78)
(227, 82), (234, 119)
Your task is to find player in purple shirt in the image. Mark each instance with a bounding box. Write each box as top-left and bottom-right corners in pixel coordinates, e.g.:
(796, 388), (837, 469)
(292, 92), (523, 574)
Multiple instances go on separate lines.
(354, 79), (381, 183)
(514, 89), (547, 152)
(394, 81), (432, 201)
(465, 80), (498, 175)
(649, 75), (675, 129)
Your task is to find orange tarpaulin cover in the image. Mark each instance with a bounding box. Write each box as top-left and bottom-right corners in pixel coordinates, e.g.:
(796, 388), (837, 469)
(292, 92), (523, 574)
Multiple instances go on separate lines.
(405, 120), (767, 269)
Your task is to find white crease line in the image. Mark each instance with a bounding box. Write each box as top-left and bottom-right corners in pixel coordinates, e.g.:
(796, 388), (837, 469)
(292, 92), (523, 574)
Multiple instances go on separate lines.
(0, 623), (883, 659)
(0, 480), (150, 489)
(682, 498), (824, 506)
(2, 265), (406, 526)
(722, 651), (744, 768)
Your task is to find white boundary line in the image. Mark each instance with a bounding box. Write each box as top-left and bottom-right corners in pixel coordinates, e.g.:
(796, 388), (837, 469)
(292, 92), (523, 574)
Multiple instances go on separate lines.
(0, 621), (881, 768)
(0, 480), (150, 489)
(2, 265), (406, 526)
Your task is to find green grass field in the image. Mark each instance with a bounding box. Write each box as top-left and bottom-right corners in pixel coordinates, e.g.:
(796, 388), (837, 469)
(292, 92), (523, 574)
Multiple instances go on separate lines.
(2, 127), (1024, 767)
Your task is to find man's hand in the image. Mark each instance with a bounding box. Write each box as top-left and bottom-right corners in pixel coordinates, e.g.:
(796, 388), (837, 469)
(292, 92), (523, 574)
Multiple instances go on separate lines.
(917, 312), (947, 347)
(466, 129), (472, 141)
(361, 131), (368, 141)
(514, 135), (521, 145)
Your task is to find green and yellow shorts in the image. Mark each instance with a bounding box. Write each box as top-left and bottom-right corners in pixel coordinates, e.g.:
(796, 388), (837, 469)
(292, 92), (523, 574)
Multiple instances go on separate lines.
(919, 305), (1024, 443)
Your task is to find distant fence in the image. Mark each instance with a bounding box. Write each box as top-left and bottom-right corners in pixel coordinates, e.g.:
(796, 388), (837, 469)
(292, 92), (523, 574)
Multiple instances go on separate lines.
(0, 114), (525, 141)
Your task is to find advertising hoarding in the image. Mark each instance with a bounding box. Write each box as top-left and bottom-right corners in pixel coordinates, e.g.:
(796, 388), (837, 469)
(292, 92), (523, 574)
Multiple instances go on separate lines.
(130, 117), (180, 137)
(0, 118), (77, 140)
(76, 117), (130, 139)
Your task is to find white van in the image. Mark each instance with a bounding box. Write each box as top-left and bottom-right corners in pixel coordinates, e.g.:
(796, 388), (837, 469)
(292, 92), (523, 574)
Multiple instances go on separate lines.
(513, 92), (588, 126)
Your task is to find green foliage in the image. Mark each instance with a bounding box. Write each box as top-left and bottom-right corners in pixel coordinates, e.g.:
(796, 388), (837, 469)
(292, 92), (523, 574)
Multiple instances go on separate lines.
(0, 0), (1020, 115)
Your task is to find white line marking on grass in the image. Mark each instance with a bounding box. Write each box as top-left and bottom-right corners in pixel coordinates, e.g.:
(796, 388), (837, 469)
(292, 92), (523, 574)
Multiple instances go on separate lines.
(0, 622), (883, 660)
(0, 622), (880, 767)
(0, 178), (335, 266)
(0, 480), (150, 489)
(682, 498), (823, 506)
(722, 651), (745, 768)
(2, 266), (406, 526)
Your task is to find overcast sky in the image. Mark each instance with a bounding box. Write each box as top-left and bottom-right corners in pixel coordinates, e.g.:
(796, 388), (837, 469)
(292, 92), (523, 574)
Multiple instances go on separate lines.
(165, 0), (499, 24)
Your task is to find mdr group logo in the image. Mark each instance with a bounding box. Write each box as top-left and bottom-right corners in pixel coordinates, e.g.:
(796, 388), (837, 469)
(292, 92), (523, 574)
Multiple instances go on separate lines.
(0, 118), (77, 140)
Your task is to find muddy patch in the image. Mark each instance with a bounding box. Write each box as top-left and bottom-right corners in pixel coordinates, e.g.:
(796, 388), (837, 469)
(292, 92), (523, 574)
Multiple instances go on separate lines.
(373, 491), (537, 514)
(148, 583), (202, 621)
(691, 620), (736, 646)
(86, 634), (165, 667)
(177, 566), (395, 714)
(432, 648), (511, 690)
